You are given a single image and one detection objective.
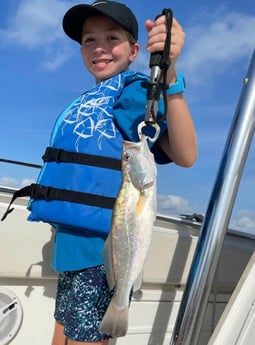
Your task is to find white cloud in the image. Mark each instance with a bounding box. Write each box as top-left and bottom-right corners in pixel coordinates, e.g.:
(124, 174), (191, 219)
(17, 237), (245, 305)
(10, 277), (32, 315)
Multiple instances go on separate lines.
(230, 209), (255, 235)
(0, 177), (19, 188)
(179, 10), (255, 85)
(0, 0), (74, 70)
(157, 194), (194, 216)
(0, 177), (35, 188)
(1, 0), (62, 47)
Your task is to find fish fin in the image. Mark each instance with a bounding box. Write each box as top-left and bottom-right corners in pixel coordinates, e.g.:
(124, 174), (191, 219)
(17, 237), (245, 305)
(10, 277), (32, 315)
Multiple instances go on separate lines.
(135, 192), (146, 217)
(102, 234), (115, 290)
(132, 270), (143, 292)
(99, 300), (129, 337)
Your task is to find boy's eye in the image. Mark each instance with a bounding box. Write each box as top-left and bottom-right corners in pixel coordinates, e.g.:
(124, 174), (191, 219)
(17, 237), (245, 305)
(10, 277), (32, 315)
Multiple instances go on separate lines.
(108, 35), (118, 41)
(82, 37), (94, 45)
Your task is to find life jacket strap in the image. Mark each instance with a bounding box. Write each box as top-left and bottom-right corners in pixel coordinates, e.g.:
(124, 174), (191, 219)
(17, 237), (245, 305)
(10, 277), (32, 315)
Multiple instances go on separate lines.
(1, 183), (116, 222)
(1, 185), (32, 221)
(43, 147), (121, 171)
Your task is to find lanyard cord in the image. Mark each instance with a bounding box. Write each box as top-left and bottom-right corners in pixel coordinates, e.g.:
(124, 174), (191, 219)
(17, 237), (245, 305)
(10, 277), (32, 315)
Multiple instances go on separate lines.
(161, 8), (173, 120)
(138, 8), (173, 142)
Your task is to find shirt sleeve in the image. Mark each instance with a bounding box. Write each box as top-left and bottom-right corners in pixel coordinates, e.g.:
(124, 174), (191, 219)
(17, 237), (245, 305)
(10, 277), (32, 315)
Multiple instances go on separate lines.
(113, 77), (171, 164)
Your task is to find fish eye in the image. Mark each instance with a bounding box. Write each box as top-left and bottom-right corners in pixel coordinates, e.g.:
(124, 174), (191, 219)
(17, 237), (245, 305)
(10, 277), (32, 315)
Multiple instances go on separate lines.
(124, 151), (133, 161)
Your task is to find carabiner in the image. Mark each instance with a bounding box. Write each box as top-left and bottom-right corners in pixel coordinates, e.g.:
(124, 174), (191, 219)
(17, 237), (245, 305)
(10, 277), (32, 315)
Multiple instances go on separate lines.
(137, 121), (160, 143)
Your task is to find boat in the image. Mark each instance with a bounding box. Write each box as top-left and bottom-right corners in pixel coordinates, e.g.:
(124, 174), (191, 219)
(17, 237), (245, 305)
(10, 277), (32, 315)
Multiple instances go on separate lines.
(1, 51), (255, 345)
(1, 188), (255, 345)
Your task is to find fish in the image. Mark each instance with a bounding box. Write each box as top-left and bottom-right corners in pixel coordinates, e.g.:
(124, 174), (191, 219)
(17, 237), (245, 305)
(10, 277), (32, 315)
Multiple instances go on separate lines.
(99, 134), (157, 337)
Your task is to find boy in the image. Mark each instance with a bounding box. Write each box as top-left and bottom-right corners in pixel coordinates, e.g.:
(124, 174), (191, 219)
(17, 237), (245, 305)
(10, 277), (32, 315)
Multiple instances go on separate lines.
(47, 1), (197, 344)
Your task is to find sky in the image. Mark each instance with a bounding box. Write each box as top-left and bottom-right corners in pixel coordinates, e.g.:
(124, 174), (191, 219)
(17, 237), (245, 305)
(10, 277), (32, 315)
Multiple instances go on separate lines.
(0, 0), (255, 235)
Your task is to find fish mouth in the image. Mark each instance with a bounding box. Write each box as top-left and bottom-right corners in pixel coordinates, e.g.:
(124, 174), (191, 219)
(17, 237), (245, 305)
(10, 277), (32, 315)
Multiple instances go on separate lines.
(142, 180), (155, 189)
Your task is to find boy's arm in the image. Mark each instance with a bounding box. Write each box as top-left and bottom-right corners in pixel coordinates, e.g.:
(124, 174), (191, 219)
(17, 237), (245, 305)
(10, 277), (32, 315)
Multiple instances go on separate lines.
(157, 92), (197, 167)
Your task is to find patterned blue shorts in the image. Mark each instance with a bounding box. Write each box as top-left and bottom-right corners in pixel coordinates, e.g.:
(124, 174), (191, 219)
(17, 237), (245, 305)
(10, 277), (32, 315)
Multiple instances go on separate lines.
(54, 265), (114, 342)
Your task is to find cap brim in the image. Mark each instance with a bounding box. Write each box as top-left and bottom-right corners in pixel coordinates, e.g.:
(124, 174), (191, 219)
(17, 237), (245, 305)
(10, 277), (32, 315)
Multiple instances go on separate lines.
(63, 5), (103, 44)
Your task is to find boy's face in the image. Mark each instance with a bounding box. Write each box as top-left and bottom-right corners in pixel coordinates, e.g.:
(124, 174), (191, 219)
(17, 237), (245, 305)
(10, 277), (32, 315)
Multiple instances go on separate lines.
(80, 15), (139, 83)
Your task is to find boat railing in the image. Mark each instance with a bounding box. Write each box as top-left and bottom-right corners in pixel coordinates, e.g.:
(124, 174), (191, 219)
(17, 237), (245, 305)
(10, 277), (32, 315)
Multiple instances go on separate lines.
(170, 50), (255, 345)
(0, 158), (41, 194)
(0, 158), (42, 169)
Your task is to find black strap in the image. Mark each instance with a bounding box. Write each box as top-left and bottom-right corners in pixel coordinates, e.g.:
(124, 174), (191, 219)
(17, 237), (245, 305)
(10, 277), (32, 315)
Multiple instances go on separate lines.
(1, 184), (116, 222)
(1, 185), (32, 221)
(160, 8), (173, 121)
(43, 147), (121, 171)
(29, 184), (116, 208)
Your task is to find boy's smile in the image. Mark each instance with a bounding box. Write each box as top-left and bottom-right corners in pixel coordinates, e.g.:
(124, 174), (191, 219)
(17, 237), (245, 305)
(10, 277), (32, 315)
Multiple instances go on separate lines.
(92, 58), (113, 69)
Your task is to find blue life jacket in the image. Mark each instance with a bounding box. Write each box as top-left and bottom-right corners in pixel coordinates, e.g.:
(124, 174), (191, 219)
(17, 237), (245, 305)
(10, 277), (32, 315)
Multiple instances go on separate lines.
(3, 71), (152, 236)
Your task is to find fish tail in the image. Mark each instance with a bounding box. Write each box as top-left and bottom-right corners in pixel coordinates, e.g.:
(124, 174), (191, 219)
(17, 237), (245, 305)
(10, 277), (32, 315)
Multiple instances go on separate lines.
(99, 299), (129, 337)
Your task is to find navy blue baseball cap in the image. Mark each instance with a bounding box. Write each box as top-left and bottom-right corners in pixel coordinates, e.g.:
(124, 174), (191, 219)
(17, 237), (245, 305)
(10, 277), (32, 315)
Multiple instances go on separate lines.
(62, 0), (138, 44)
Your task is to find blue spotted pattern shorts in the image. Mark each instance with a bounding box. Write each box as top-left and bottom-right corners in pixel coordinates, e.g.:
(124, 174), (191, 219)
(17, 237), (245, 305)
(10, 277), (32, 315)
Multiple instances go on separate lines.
(54, 265), (114, 342)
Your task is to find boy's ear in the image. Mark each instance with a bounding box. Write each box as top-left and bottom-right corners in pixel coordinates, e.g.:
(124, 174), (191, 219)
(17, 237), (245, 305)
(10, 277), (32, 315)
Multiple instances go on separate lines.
(129, 43), (139, 62)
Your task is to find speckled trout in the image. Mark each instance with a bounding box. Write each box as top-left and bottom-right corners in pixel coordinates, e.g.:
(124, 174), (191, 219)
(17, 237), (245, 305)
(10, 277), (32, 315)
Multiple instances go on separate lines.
(100, 134), (157, 337)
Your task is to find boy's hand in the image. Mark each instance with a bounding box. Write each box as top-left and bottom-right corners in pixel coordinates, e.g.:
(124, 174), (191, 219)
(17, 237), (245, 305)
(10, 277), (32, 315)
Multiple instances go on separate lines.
(145, 15), (185, 84)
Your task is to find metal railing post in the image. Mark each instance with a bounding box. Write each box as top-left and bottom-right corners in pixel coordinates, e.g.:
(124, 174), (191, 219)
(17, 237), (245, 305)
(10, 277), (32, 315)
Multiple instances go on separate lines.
(170, 50), (255, 345)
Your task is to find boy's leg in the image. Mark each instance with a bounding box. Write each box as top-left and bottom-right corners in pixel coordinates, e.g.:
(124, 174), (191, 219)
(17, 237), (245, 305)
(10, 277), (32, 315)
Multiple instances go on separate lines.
(52, 272), (73, 345)
(51, 321), (67, 345)
(64, 266), (114, 343)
